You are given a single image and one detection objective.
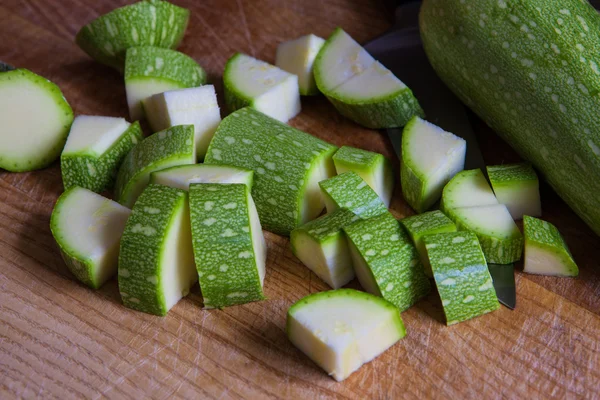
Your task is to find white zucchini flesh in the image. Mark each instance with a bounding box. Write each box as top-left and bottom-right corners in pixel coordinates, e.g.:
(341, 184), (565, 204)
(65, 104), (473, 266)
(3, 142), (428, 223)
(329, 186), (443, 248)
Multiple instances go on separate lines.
(143, 85), (221, 160)
(287, 289), (406, 382)
(150, 164), (254, 191)
(442, 169), (498, 211)
(50, 187), (131, 289)
(62, 116), (130, 156)
(275, 34), (326, 95)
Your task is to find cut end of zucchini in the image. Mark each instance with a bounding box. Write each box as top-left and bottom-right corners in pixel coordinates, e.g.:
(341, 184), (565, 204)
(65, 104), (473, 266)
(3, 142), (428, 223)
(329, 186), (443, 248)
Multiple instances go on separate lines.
(150, 164), (253, 191)
(450, 204), (523, 264)
(189, 183), (266, 308)
(287, 288), (405, 382)
(75, 0), (190, 71)
(125, 46), (206, 121)
(63, 116), (130, 156)
(523, 216), (578, 277)
(276, 34), (325, 96)
(424, 231), (500, 326)
(118, 184), (197, 316)
(224, 53), (301, 122)
(51, 187), (131, 289)
(333, 146), (394, 207)
(291, 209), (358, 289)
(401, 117), (466, 213)
(0, 69), (73, 172)
(487, 163), (541, 220)
(441, 169), (498, 217)
(143, 85), (221, 160)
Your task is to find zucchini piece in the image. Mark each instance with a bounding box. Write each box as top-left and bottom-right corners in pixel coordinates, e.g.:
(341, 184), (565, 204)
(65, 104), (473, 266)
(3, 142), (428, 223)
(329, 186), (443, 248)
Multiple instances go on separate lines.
(287, 289), (406, 382)
(319, 171), (387, 219)
(424, 231), (500, 326)
(523, 216), (578, 277)
(142, 85), (221, 160)
(205, 107), (337, 235)
(332, 145), (394, 207)
(0, 69), (73, 172)
(400, 210), (457, 278)
(314, 28), (423, 128)
(487, 163), (541, 220)
(150, 164), (253, 191)
(75, 0), (190, 71)
(401, 116), (466, 213)
(61, 117), (142, 192)
(420, 0), (600, 236)
(275, 34), (325, 96)
(189, 183), (266, 308)
(223, 53), (301, 122)
(450, 204), (523, 264)
(115, 125), (195, 208)
(290, 209), (359, 289)
(50, 187), (131, 289)
(125, 46), (206, 121)
(441, 169), (498, 220)
(344, 212), (431, 311)
(118, 184), (197, 315)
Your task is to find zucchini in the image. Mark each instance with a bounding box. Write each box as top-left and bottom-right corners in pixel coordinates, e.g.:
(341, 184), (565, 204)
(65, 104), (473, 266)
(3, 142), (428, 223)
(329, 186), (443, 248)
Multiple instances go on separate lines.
(523, 216), (578, 277)
(224, 53), (301, 123)
(118, 184), (197, 316)
(286, 289), (406, 382)
(441, 169), (498, 220)
(0, 69), (73, 172)
(420, 0), (600, 235)
(125, 46), (206, 121)
(332, 146), (394, 207)
(424, 231), (500, 326)
(319, 171), (388, 219)
(314, 28), (424, 128)
(189, 183), (266, 308)
(275, 34), (325, 96)
(142, 85), (221, 160)
(487, 163), (541, 220)
(76, 0), (190, 71)
(290, 208), (358, 289)
(401, 116), (466, 213)
(50, 187), (131, 289)
(150, 164), (253, 191)
(61, 117), (142, 192)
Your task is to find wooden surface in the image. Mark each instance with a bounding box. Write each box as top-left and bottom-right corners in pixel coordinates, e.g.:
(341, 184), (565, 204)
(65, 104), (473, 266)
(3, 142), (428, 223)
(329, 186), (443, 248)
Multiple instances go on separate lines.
(1, 1), (599, 398)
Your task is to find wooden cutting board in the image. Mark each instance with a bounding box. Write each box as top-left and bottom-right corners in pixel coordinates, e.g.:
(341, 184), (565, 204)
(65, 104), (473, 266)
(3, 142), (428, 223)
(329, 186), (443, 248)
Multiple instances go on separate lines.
(1, 1), (599, 398)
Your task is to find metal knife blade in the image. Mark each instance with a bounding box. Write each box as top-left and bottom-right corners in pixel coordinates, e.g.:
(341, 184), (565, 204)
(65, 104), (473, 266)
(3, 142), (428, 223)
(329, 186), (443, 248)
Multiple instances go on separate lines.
(0, 61), (15, 72)
(364, 1), (516, 309)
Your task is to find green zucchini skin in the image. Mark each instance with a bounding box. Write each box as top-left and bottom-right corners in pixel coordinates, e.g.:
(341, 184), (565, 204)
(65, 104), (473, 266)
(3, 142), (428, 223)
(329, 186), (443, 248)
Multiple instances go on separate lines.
(420, 0), (600, 235)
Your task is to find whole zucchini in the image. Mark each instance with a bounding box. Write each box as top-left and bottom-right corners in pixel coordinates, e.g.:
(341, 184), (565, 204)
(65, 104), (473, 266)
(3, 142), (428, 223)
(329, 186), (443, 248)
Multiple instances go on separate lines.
(420, 0), (600, 235)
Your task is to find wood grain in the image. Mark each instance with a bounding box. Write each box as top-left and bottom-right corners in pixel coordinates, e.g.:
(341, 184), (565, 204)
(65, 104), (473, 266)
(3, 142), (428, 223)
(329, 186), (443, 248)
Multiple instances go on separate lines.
(0, 1), (599, 398)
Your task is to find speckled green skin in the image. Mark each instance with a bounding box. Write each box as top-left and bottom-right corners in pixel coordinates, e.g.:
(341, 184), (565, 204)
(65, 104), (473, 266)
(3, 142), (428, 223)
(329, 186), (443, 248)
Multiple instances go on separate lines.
(344, 212), (431, 312)
(319, 172), (387, 219)
(400, 210), (457, 278)
(189, 183), (265, 308)
(420, 0), (600, 236)
(125, 46), (205, 87)
(523, 216), (578, 276)
(205, 107), (337, 236)
(118, 184), (194, 315)
(0, 62), (14, 72)
(61, 121), (142, 192)
(76, 0), (190, 72)
(286, 288), (406, 336)
(449, 205), (524, 264)
(0, 69), (73, 172)
(290, 208), (359, 288)
(488, 163), (538, 185)
(424, 231), (500, 325)
(314, 28), (424, 129)
(115, 125), (195, 208)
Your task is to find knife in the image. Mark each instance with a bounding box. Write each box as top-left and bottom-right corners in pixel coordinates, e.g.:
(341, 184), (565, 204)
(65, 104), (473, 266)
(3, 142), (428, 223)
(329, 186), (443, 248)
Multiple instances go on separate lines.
(364, 0), (516, 309)
(0, 62), (14, 72)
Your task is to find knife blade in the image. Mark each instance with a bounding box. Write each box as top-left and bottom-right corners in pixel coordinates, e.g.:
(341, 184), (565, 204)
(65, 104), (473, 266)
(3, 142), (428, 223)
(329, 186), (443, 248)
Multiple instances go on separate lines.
(364, 0), (516, 309)
(0, 61), (15, 72)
